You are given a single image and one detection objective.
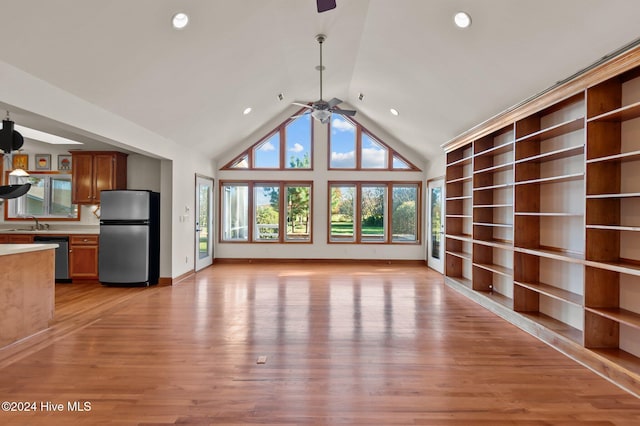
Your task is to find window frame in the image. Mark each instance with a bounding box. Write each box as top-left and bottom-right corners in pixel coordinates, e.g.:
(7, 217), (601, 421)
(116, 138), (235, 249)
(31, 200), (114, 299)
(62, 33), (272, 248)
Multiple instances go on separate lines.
(4, 171), (81, 221)
(220, 180), (313, 244)
(327, 181), (421, 244)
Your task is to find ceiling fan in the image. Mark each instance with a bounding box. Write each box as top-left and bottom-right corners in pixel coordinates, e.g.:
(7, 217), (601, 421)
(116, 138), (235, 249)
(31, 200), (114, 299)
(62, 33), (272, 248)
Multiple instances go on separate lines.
(316, 0), (336, 13)
(292, 34), (356, 124)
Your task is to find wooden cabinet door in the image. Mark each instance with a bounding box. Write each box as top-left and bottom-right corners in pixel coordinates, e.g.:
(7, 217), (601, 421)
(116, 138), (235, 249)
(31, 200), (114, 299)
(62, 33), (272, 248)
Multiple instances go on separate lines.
(93, 153), (117, 204)
(72, 153), (95, 204)
(69, 235), (99, 279)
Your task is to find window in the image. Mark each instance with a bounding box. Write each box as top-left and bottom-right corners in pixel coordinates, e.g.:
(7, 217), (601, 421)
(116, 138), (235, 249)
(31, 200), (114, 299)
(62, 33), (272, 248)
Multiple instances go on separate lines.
(221, 183), (249, 241)
(221, 181), (312, 243)
(328, 182), (420, 244)
(330, 184), (356, 241)
(329, 115), (420, 171)
(5, 172), (79, 220)
(224, 111), (313, 170)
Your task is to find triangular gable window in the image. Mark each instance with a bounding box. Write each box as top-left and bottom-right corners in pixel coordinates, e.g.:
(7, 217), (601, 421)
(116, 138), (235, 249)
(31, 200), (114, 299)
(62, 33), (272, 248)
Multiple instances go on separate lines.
(329, 114), (420, 171)
(223, 110), (313, 170)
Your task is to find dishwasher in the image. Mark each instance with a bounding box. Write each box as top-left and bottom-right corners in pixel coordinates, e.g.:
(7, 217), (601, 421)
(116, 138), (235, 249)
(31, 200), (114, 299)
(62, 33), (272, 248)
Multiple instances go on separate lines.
(33, 236), (71, 283)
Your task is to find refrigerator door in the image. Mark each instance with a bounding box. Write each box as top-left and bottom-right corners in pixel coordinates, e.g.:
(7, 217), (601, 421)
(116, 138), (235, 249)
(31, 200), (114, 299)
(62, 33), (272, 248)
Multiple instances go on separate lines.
(99, 224), (150, 284)
(100, 190), (150, 221)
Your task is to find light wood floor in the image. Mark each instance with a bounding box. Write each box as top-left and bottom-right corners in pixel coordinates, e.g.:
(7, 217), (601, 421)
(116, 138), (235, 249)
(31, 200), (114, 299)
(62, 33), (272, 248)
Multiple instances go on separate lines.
(0, 263), (639, 425)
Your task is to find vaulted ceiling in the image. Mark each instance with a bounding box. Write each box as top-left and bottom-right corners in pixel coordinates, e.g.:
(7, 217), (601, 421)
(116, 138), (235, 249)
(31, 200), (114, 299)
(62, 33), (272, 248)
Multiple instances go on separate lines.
(1, 0), (640, 161)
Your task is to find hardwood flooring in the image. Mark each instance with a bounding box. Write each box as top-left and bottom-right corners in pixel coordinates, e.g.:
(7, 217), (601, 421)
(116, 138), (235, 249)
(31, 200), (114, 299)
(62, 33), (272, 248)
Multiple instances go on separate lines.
(0, 263), (639, 425)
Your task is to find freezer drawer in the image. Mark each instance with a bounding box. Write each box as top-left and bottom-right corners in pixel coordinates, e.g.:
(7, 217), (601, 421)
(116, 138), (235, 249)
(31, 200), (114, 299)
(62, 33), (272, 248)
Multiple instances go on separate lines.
(99, 224), (150, 284)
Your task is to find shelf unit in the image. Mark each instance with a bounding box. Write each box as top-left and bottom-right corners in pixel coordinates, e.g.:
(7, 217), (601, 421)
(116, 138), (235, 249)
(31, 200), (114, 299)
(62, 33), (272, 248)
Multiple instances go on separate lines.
(445, 143), (473, 288)
(443, 46), (640, 396)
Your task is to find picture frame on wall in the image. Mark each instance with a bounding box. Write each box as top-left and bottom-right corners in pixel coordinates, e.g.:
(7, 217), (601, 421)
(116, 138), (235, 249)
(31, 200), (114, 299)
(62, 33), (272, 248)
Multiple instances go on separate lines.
(35, 154), (52, 171)
(58, 154), (72, 171)
(12, 153), (28, 170)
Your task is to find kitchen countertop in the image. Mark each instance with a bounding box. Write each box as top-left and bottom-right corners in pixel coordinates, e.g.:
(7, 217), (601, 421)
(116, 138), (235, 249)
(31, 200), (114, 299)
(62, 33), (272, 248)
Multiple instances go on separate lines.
(0, 226), (100, 235)
(0, 243), (59, 256)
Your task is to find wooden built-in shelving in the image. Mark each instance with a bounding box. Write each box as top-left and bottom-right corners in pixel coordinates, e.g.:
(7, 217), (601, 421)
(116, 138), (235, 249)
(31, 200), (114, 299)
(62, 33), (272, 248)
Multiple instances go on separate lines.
(443, 46), (640, 396)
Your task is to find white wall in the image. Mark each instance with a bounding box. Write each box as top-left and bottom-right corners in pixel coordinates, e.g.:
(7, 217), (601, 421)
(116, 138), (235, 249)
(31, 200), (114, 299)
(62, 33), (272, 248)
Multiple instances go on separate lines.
(215, 105), (427, 260)
(0, 59), (215, 279)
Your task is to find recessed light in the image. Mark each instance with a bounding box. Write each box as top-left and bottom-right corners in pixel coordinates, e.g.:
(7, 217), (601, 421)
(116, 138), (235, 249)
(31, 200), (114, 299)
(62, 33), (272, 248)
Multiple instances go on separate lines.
(454, 11), (472, 29)
(172, 12), (189, 29)
(243, 107), (252, 115)
(390, 108), (399, 116)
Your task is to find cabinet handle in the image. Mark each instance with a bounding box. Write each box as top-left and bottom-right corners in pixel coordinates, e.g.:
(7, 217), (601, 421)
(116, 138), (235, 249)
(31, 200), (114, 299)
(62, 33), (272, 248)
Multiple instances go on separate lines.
(83, 239), (88, 242)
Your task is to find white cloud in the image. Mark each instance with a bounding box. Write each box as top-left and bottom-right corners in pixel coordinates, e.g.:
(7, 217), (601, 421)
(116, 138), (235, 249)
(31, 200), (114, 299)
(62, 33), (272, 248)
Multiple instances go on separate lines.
(258, 141), (275, 151)
(289, 143), (304, 153)
(330, 150), (355, 168)
(361, 147), (386, 168)
(331, 117), (355, 133)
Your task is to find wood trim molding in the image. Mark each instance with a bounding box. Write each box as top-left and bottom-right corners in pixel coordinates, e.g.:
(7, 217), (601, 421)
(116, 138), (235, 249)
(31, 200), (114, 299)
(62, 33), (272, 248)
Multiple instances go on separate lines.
(170, 270), (194, 285)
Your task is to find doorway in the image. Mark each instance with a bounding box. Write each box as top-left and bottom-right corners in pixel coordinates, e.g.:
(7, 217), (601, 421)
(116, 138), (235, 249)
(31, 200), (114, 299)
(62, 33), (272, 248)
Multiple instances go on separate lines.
(427, 178), (444, 273)
(195, 174), (214, 271)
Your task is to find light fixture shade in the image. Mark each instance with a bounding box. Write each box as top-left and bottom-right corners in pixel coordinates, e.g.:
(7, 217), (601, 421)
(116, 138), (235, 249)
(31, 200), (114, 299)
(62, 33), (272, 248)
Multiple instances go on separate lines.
(9, 168), (30, 177)
(311, 109), (331, 124)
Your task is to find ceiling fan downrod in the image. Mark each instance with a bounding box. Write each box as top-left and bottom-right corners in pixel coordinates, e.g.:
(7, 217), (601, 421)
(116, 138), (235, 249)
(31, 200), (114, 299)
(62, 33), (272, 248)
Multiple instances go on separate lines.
(316, 34), (326, 103)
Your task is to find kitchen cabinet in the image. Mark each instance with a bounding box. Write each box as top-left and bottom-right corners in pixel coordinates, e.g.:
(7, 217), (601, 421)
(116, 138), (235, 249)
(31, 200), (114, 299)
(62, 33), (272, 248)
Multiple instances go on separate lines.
(69, 234), (99, 279)
(0, 234), (35, 244)
(71, 151), (127, 204)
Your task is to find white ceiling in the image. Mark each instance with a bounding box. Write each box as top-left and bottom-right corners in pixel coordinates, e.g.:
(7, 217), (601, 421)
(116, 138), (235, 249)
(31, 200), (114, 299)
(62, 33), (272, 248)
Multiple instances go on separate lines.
(1, 0), (640, 160)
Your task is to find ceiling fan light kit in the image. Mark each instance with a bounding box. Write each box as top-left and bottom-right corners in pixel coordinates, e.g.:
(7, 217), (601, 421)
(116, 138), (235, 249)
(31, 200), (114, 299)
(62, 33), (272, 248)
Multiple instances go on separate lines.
(292, 33), (357, 124)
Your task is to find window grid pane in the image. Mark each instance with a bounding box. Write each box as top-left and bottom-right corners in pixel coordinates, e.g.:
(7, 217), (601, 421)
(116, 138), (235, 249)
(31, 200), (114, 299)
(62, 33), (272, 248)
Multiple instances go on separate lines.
(222, 184), (248, 241)
(392, 185), (418, 242)
(285, 115), (312, 169)
(254, 185), (280, 241)
(360, 185), (386, 241)
(361, 133), (388, 169)
(330, 185), (356, 241)
(253, 133), (280, 168)
(285, 184), (311, 241)
(330, 116), (356, 168)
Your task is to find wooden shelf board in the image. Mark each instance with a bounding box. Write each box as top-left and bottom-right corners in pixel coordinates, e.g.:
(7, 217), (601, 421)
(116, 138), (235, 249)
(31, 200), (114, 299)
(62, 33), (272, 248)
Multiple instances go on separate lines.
(585, 307), (640, 330)
(589, 348), (640, 376)
(515, 212), (583, 217)
(587, 149), (640, 164)
(445, 250), (472, 261)
(588, 100), (640, 123)
(474, 140), (514, 158)
(587, 224), (640, 232)
(519, 312), (583, 345)
(480, 290), (514, 310)
(516, 144), (584, 164)
(473, 183), (513, 191)
(446, 214), (472, 219)
(445, 234), (472, 242)
(445, 195), (472, 201)
(474, 203), (513, 209)
(516, 117), (585, 144)
(514, 280), (583, 307)
(473, 222), (513, 228)
(447, 156), (472, 167)
(446, 275), (473, 290)
(446, 175), (473, 184)
(587, 192), (640, 199)
(473, 262), (513, 277)
(514, 246), (585, 264)
(584, 259), (640, 277)
(474, 162), (513, 175)
(515, 172), (584, 186)
(473, 238), (514, 249)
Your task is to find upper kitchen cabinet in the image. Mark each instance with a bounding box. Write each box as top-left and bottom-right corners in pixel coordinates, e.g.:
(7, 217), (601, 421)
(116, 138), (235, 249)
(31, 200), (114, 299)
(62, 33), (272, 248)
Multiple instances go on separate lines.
(71, 151), (127, 204)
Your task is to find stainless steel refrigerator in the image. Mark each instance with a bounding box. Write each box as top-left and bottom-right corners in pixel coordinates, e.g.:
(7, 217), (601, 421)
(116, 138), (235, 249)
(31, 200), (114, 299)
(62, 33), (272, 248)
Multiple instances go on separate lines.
(99, 190), (160, 286)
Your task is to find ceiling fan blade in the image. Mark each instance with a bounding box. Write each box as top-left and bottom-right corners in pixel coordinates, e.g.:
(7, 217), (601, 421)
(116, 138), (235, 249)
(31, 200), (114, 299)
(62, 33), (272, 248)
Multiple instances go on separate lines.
(317, 0), (336, 13)
(327, 97), (342, 108)
(291, 102), (314, 109)
(290, 111), (312, 119)
(331, 109), (356, 117)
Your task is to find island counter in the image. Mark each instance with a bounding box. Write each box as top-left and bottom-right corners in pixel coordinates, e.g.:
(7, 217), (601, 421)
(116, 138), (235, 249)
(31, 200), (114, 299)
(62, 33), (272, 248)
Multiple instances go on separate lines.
(0, 244), (57, 348)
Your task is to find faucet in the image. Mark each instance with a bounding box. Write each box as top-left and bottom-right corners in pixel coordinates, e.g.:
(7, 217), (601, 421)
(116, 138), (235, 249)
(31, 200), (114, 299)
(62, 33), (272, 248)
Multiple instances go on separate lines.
(28, 216), (43, 230)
